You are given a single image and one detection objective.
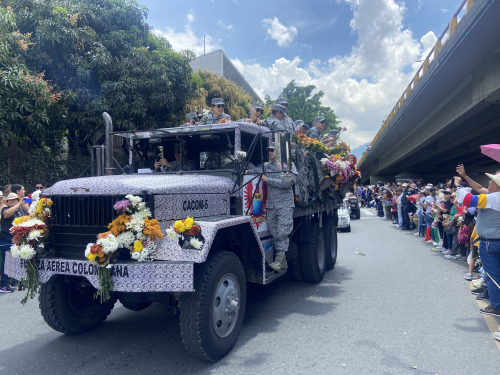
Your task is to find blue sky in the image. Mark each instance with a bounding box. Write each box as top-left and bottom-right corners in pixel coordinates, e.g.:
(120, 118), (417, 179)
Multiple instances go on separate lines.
(142, 0), (466, 147)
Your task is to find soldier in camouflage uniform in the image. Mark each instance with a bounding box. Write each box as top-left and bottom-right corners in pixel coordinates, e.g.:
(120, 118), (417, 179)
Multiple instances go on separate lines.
(259, 142), (298, 272)
(155, 143), (196, 172)
(201, 98), (232, 124)
(263, 104), (286, 131)
(276, 97), (295, 134)
(306, 116), (327, 140)
(237, 102), (265, 125)
(182, 112), (198, 127)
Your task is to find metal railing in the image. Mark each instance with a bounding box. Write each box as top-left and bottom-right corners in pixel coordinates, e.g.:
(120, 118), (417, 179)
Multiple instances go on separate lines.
(357, 0), (475, 167)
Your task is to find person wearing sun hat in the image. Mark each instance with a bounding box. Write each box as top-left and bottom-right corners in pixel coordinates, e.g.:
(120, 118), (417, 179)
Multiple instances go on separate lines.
(201, 98), (231, 124)
(0, 193), (26, 293)
(456, 172), (500, 318)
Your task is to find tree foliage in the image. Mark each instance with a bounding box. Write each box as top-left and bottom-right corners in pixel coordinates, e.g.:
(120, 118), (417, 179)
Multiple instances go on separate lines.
(5, 0), (198, 140)
(266, 80), (342, 136)
(0, 6), (64, 142)
(184, 69), (253, 122)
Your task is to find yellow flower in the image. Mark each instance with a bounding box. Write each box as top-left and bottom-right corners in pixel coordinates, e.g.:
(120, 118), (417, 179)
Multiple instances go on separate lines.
(184, 216), (194, 230)
(173, 220), (185, 234)
(133, 240), (143, 253)
(87, 253), (97, 261)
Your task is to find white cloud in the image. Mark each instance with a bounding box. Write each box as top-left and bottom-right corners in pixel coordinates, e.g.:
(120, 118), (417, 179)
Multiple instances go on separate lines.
(233, 0), (437, 148)
(262, 17), (298, 47)
(218, 20), (234, 30)
(154, 12), (221, 56)
(441, 8), (448, 13)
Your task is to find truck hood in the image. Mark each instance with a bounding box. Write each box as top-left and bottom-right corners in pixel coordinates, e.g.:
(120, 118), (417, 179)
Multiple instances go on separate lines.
(44, 174), (235, 196)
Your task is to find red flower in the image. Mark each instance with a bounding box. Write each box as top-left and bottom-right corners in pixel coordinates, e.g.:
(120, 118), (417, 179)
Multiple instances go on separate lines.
(90, 244), (102, 254)
(189, 225), (201, 235)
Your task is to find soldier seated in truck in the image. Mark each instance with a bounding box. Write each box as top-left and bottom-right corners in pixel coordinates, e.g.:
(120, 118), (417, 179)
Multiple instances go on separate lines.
(154, 143), (196, 172)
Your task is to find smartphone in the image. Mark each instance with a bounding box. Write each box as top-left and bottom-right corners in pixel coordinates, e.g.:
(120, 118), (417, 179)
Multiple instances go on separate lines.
(157, 146), (163, 161)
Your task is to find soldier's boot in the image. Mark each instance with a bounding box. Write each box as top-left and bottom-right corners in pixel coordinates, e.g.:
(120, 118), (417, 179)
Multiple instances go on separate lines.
(269, 252), (288, 272)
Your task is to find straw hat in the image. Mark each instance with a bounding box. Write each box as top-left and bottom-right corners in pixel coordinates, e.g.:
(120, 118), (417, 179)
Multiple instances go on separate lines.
(5, 193), (19, 201)
(486, 173), (500, 188)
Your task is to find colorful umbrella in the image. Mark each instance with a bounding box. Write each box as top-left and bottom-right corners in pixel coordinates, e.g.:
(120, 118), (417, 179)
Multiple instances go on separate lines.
(480, 144), (500, 164)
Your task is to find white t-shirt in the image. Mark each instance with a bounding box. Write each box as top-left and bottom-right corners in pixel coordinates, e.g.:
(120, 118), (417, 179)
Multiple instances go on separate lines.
(424, 196), (434, 214)
(397, 195), (402, 207)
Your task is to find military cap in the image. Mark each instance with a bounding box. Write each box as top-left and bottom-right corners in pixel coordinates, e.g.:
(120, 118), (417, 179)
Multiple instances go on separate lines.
(315, 116), (326, 123)
(271, 104), (286, 114)
(295, 120), (304, 126)
(185, 112), (197, 120)
(211, 98), (224, 106)
(267, 142), (276, 149)
(276, 97), (288, 105)
(251, 102), (264, 109)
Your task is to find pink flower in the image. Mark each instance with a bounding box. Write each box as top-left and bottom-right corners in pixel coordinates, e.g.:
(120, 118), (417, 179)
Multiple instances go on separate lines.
(113, 199), (130, 213)
(343, 127), (347, 132)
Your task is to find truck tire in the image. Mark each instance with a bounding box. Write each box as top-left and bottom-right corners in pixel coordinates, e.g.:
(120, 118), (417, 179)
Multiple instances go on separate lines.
(324, 218), (338, 270)
(286, 242), (303, 281)
(344, 224), (351, 233)
(180, 251), (246, 361)
(39, 276), (116, 335)
(299, 222), (326, 283)
(121, 301), (152, 312)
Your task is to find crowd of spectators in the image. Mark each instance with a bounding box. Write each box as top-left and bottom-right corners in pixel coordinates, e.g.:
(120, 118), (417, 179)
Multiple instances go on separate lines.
(356, 165), (500, 340)
(0, 181), (45, 293)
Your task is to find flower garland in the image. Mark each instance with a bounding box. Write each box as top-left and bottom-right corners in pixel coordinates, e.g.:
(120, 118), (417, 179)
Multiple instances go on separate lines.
(85, 195), (163, 302)
(294, 133), (330, 154)
(166, 216), (204, 250)
(320, 155), (361, 190)
(10, 197), (52, 305)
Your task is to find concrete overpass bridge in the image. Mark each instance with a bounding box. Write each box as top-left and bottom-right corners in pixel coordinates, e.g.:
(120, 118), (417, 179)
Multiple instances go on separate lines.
(357, 0), (500, 185)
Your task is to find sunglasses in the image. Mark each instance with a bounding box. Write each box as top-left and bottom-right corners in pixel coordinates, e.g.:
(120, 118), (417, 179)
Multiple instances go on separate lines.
(271, 110), (278, 115)
(35, 186), (44, 190)
(213, 104), (225, 109)
(268, 149), (275, 152)
(174, 150), (181, 154)
(255, 109), (263, 114)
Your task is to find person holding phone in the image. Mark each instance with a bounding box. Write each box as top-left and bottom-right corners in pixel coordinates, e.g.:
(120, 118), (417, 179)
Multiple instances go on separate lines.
(10, 184), (29, 214)
(238, 103), (264, 125)
(155, 143), (196, 172)
(0, 193), (26, 293)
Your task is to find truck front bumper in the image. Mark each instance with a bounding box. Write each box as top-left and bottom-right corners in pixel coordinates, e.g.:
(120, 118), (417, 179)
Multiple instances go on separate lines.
(4, 252), (194, 293)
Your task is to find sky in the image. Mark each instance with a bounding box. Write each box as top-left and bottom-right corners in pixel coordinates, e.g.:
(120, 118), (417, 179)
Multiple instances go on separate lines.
(142, 0), (465, 148)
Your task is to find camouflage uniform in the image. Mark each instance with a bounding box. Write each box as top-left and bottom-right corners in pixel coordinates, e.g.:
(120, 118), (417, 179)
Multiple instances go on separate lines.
(166, 159), (196, 172)
(261, 161), (298, 253)
(201, 111), (231, 124)
(282, 114), (295, 134)
(263, 116), (285, 131)
(306, 126), (322, 140)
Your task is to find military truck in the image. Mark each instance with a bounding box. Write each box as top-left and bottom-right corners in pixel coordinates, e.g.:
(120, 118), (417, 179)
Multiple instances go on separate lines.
(5, 117), (342, 361)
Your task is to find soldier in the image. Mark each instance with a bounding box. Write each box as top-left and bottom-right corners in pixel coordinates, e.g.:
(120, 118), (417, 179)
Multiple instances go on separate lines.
(293, 119), (309, 135)
(276, 97), (295, 134)
(238, 103), (265, 125)
(183, 112), (197, 127)
(201, 98), (231, 124)
(306, 116), (327, 141)
(259, 142), (298, 272)
(155, 143), (196, 172)
(263, 104), (286, 131)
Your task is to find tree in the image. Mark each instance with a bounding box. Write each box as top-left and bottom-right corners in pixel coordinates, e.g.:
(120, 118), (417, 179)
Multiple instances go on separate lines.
(6, 0), (198, 142)
(184, 69), (253, 122)
(267, 80), (343, 136)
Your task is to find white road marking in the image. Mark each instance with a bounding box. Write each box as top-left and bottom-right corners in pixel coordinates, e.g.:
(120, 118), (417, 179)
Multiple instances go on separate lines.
(361, 208), (375, 216)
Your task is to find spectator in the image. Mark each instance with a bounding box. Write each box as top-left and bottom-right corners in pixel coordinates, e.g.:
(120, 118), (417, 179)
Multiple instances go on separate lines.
(396, 188), (403, 227)
(382, 190), (393, 221)
(0, 185), (12, 224)
(0, 193), (26, 293)
(27, 181), (46, 199)
(401, 183), (412, 230)
(11, 184), (29, 214)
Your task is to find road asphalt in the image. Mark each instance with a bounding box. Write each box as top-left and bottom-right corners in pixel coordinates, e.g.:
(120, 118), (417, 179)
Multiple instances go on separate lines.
(1, 208), (499, 375)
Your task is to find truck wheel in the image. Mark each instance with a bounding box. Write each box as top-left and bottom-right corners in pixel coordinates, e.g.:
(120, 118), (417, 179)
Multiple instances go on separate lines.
(180, 251), (246, 361)
(344, 224), (351, 233)
(299, 222), (326, 283)
(355, 209), (361, 220)
(39, 276), (116, 335)
(324, 218), (338, 270)
(286, 242), (303, 281)
(121, 301), (152, 312)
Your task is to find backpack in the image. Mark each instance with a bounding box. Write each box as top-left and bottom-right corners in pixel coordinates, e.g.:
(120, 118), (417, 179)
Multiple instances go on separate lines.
(457, 226), (470, 243)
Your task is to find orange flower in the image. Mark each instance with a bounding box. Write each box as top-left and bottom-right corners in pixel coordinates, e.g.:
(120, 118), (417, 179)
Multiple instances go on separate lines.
(143, 217), (164, 241)
(108, 214), (131, 236)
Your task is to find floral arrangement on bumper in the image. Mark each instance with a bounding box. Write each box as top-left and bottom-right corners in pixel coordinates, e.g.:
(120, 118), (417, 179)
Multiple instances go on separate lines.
(166, 216), (204, 250)
(85, 195), (163, 302)
(10, 197), (53, 305)
(320, 155), (361, 190)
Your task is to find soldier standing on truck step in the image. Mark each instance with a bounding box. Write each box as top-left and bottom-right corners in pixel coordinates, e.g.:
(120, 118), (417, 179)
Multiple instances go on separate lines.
(276, 97), (295, 134)
(201, 98), (232, 124)
(238, 103), (264, 125)
(263, 104), (286, 132)
(259, 142), (298, 272)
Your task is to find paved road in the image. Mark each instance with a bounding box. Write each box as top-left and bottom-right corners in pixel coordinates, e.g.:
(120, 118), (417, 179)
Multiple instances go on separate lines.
(1, 209), (499, 375)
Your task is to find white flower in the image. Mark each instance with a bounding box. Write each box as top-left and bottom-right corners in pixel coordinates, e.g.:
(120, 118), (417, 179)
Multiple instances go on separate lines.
(19, 244), (36, 260)
(116, 232), (136, 249)
(131, 251), (141, 260)
(10, 245), (21, 258)
(97, 234), (119, 254)
(84, 243), (93, 257)
(18, 218), (45, 228)
(237, 151), (247, 160)
(44, 208), (51, 213)
(320, 158), (329, 165)
(105, 264), (112, 269)
(167, 228), (179, 240)
(189, 238), (203, 250)
(136, 232), (146, 240)
(28, 230), (42, 240)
